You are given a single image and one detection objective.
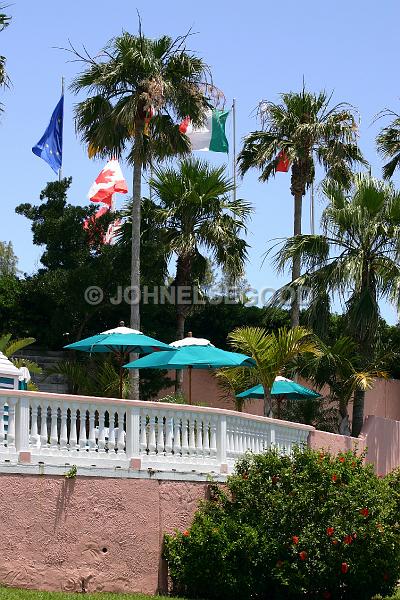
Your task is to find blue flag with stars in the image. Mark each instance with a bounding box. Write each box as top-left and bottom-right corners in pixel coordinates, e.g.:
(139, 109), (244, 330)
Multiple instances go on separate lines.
(32, 94), (64, 174)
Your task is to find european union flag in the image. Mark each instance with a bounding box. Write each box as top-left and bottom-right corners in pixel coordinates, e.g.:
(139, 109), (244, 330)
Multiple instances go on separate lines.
(32, 94), (64, 174)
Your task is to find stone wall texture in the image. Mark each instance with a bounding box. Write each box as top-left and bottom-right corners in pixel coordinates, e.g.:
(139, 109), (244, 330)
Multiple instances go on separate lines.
(0, 475), (208, 595)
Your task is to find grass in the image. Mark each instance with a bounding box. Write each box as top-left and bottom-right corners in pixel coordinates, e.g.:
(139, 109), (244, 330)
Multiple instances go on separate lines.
(0, 588), (186, 600)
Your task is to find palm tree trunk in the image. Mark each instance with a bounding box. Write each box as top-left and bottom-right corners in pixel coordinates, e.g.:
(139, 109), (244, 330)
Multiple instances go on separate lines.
(129, 137), (142, 400)
(264, 388), (273, 417)
(291, 192), (303, 327)
(351, 389), (365, 437)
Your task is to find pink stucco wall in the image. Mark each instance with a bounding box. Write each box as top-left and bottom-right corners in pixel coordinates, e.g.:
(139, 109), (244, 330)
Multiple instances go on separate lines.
(361, 415), (400, 476)
(0, 475), (207, 595)
(308, 429), (367, 456)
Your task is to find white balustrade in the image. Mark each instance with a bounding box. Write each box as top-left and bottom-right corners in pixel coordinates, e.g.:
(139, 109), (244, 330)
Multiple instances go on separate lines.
(0, 390), (314, 472)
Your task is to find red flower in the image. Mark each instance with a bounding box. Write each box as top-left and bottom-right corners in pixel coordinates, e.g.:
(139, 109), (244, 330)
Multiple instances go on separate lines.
(299, 550), (308, 561)
(351, 461), (356, 468)
(323, 593), (332, 600)
(292, 536), (299, 545)
(272, 475), (279, 485)
(332, 539), (338, 545)
(331, 474), (338, 483)
(326, 527), (334, 537)
(343, 535), (353, 545)
(341, 562), (349, 574)
(183, 530), (190, 537)
(360, 507), (369, 517)
(339, 456), (345, 463)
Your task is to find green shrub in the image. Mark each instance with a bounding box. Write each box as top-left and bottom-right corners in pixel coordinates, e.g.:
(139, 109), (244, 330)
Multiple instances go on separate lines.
(164, 447), (400, 600)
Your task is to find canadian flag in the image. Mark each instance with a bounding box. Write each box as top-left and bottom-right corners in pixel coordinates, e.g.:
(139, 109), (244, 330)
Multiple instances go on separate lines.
(83, 205), (109, 230)
(87, 159), (128, 207)
(104, 218), (122, 245)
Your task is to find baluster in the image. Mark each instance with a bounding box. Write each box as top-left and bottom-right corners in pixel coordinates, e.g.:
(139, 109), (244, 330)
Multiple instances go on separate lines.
(69, 404), (78, 452)
(238, 422), (244, 455)
(117, 409), (125, 455)
(197, 418), (204, 457)
(7, 398), (16, 449)
(165, 414), (173, 456)
(30, 400), (39, 449)
(59, 405), (68, 453)
(228, 420), (235, 457)
(156, 414), (165, 455)
(148, 412), (156, 455)
(97, 409), (106, 453)
(188, 415), (196, 456)
(78, 406), (87, 452)
(203, 418), (210, 457)
(39, 404), (48, 449)
(181, 413), (189, 456)
(0, 399), (5, 448)
(88, 406), (97, 452)
(108, 409), (116, 454)
(50, 403), (59, 451)
(210, 416), (217, 458)
(140, 411), (147, 454)
(173, 413), (182, 457)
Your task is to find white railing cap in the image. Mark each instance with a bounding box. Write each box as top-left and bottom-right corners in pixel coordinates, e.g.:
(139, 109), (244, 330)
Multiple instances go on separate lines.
(0, 389), (315, 432)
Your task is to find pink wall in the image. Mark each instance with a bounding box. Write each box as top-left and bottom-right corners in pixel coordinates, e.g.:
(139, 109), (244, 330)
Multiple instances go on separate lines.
(361, 415), (400, 476)
(308, 429), (367, 455)
(0, 475), (207, 595)
(159, 369), (264, 415)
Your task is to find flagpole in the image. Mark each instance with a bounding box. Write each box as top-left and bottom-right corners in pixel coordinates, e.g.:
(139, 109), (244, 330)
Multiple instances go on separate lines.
(59, 76), (65, 183)
(232, 98), (237, 202)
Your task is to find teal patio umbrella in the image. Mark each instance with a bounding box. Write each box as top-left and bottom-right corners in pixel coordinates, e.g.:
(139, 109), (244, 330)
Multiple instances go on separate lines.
(64, 322), (173, 397)
(124, 333), (255, 404)
(237, 376), (321, 418)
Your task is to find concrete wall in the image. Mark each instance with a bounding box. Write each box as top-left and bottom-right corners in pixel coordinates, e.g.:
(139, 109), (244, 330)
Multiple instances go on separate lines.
(0, 475), (207, 595)
(361, 415), (400, 476)
(308, 429), (367, 455)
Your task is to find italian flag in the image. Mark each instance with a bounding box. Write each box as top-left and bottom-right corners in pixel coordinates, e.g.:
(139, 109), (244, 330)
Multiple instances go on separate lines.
(180, 109), (229, 153)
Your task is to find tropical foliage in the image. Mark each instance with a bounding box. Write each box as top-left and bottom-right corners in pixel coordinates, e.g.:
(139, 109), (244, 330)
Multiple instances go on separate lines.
(273, 174), (400, 435)
(165, 447), (400, 600)
(227, 326), (321, 416)
(238, 87), (366, 326)
(142, 158), (251, 339)
(377, 108), (400, 179)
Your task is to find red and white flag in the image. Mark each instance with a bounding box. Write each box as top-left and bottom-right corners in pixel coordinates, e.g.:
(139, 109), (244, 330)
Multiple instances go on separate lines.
(87, 159), (128, 207)
(104, 218), (122, 245)
(276, 150), (290, 173)
(83, 205), (109, 230)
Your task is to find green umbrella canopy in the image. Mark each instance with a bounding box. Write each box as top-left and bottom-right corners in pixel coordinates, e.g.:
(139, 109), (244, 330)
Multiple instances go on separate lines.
(64, 325), (172, 354)
(123, 337), (255, 370)
(124, 334), (255, 405)
(237, 376), (321, 400)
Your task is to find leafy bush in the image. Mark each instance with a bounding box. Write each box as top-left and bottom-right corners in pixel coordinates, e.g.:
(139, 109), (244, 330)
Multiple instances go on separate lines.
(164, 447), (400, 600)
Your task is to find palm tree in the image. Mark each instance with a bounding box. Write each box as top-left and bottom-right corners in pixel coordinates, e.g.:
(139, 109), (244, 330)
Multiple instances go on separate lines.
(227, 326), (321, 416)
(273, 174), (400, 436)
(0, 334), (42, 383)
(376, 109), (400, 179)
(238, 87), (366, 326)
(0, 5), (11, 107)
(147, 158), (252, 340)
(71, 29), (216, 398)
(298, 337), (388, 435)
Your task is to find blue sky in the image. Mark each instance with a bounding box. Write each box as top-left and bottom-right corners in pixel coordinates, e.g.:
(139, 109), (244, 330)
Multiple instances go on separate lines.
(1, 0), (400, 323)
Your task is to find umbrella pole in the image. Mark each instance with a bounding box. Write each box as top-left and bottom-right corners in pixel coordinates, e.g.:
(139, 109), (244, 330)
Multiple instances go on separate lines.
(188, 366), (192, 405)
(119, 367), (123, 399)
